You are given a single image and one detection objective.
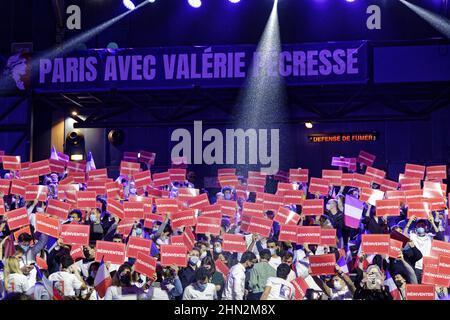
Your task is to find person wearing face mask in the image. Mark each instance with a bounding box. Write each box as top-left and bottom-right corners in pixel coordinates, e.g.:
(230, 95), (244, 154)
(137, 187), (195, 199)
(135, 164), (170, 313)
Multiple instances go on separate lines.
(16, 232), (48, 268)
(353, 264), (393, 300)
(260, 263), (295, 300)
(201, 256), (225, 299)
(222, 251), (257, 300)
(67, 210), (83, 224)
(179, 248), (201, 290)
(155, 224), (172, 247)
(393, 272), (408, 300)
(248, 249), (276, 300)
(182, 267), (217, 300)
(404, 215), (439, 283)
(48, 255), (87, 297)
(82, 262), (101, 300)
(267, 239), (282, 270)
(104, 263), (153, 300)
(148, 265), (183, 300)
(319, 264), (355, 300)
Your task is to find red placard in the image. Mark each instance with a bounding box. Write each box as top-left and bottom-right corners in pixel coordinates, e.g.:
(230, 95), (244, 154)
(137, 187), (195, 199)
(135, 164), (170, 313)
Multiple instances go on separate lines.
(200, 203), (221, 216)
(242, 202), (264, 217)
(67, 161), (86, 173)
(341, 173), (355, 187)
(6, 207), (29, 230)
(247, 216), (272, 237)
(222, 234), (247, 253)
(218, 168), (236, 176)
(274, 206), (300, 226)
(171, 209), (197, 229)
(278, 225), (298, 242)
(361, 234), (390, 255)
(400, 178), (421, 191)
(70, 246), (85, 261)
(431, 240), (450, 258)
(301, 199), (323, 216)
(19, 169), (40, 184)
(69, 172), (86, 184)
(107, 199), (124, 220)
(0, 179), (11, 195)
(170, 235), (186, 247)
(276, 182), (297, 194)
(49, 159), (66, 174)
(422, 181), (444, 199)
(87, 180), (107, 196)
(405, 284), (435, 300)
(407, 202), (430, 219)
(119, 161), (140, 177)
(47, 199), (72, 220)
(404, 164), (426, 179)
(425, 198), (447, 211)
(2, 155), (21, 171)
(320, 228), (337, 246)
(297, 226), (321, 244)
(155, 198), (180, 213)
(405, 189), (425, 205)
(308, 177), (330, 195)
(380, 179), (399, 192)
(282, 190), (304, 206)
(116, 218), (135, 235)
(438, 255), (450, 276)
(105, 182), (120, 199)
(0, 198), (4, 215)
(426, 165), (447, 180)
(247, 178), (265, 193)
(352, 173), (372, 189)
(195, 216), (221, 235)
(261, 193), (284, 211)
(357, 150), (376, 167)
(24, 185), (48, 201)
(135, 252), (157, 278)
(186, 193), (210, 209)
(375, 199), (400, 217)
(218, 175), (239, 188)
(388, 238), (403, 259)
(10, 179), (29, 196)
(60, 224), (90, 246)
(385, 190), (406, 203)
(360, 188), (384, 205)
(76, 191), (97, 209)
(291, 277), (309, 300)
(421, 267), (450, 288)
(123, 151), (138, 163)
(365, 166), (386, 180)
(95, 241), (126, 264)
(35, 214), (60, 238)
(131, 171), (151, 189)
(123, 201), (145, 220)
(309, 254), (336, 276)
(289, 168), (309, 183)
(126, 236), (152, 259)
(88, 168), (108, 181)
(152, 172), (171, 187)
(138, 151), (156, 165)
(168, 168), (186, 183)
(30, 160), (51, 176)
(217, 199), (237, 216)
(160, 245), (187, 267)
(321, 170), (342, 186)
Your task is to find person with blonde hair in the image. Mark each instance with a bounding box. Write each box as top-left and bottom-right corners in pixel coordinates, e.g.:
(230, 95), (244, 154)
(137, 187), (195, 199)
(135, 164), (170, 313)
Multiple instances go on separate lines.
(3, 256), (30, 294)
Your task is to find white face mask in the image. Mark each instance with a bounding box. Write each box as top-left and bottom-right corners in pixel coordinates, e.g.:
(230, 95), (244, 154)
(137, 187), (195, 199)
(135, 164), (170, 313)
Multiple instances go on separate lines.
(36, 207), (44, 213)
(334, 280), (344, 291)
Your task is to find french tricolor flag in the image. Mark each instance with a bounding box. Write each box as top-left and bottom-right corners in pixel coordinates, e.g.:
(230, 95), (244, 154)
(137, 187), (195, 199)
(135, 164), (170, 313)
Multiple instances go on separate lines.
(337, 256), (349, 274)
(94, 258), (112, 298)
(86, 151), (96, 172)
(344, 195), (364, 229)
(384, 271), (401, 300)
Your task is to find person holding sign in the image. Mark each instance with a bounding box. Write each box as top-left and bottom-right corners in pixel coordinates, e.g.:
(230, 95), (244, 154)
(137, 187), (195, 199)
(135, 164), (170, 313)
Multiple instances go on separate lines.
(260, 263), (295, 300)
(182, 267), (217, 300)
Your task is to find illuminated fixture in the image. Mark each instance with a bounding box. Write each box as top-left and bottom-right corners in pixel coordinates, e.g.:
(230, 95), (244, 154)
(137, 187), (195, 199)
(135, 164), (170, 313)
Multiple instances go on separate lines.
(65, 129), (86, 161)
(305, 122), (313, 129)
(229, 0), (241, 3)
(70, 154), (84, 161)
(71, 111), (78, 116)
(123, 0), (136, 10)
(108, 129), (126, 147)
(188, 0), (202, 8)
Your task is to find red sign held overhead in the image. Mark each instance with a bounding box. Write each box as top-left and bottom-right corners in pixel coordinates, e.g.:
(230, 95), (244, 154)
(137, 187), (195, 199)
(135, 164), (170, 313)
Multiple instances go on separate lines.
(24, 185), (48, 201)
(308, 177), (330, 195)
(47, 199), (72, 220)
(95, 240), (126, 265)
(405, 284), (435, 300)
(186, 193), (210, 209)
(60, 224), (90, 246)
(278, 225), (298, 243)
(160, 245), (187, 267)
(152, 172), (171, 187)
(6, 207), (29, 230)
(388, 238), (403, 259)
(222, 234), (247, 253)
(247, 216), (273, 238)
(171, 209), (197, 229)
(320, 228), (337, 246)
(126, 236), (152, 259)
(123, 201), (145, 220)
(291, 277), (310, 300)
(426, 165), (447, 180)
(274, 206), (300, 226)
(404, 164), (426, 180)
(297, 226), (321, 244)
(357, 150), (376, 167)
(375, 199), (400, 217)
(134, 252), (157, 278)
(120, 161), (140, 177)
(76, 191), (97, 209)
(301, 199), (323, 216)
(309, 254), (336, 276)
(321, 170), (342, 186)
(138, 151), (156, 165)
(195, 216), (221, 235)
(361, 234), (390, 255)
(35, 214), (60, 238)
(10, 179), (29, 196)
(2, 155), (21, 171)
(289, 168), (309, 183)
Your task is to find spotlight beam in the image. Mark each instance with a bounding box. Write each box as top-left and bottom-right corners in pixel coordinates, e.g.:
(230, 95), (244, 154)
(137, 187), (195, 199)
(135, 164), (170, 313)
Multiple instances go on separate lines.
(398, 0), (450, 38)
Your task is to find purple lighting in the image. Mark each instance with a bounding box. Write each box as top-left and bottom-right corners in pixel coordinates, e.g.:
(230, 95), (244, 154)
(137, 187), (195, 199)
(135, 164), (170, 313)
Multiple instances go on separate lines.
(123, 0), (136, 10)
(188, 0), (202, 8)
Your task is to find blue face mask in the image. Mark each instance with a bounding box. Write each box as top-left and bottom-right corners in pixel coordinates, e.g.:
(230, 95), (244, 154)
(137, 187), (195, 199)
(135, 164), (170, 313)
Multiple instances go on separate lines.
(20, 244), (30, 251)
(90, 214), (97, 223)
(416, 227), (426, 236)
(136, 228), (142, 236)
(196, 282), (207, 292)
(189, 256), (199, 266)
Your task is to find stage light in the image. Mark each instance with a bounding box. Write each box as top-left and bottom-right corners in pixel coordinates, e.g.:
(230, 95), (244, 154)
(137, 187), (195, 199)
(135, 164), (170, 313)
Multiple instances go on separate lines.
(188, 0), (202, 8)
(148, 0), (156, 2)
(108, 129), (126, 147)
(228, 0), (241, 3)
(71, 111), (78, 116)
(123, 0), (136, 10)
(70, 154), (84, 161)
(305, 122), (313, 129)
(346, 0), (356, 2)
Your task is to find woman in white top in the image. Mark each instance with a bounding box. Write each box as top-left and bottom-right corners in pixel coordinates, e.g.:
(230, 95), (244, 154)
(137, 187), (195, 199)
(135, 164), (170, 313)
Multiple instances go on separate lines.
(3, 256), (30, 294)
(104, 264), (153, 300)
